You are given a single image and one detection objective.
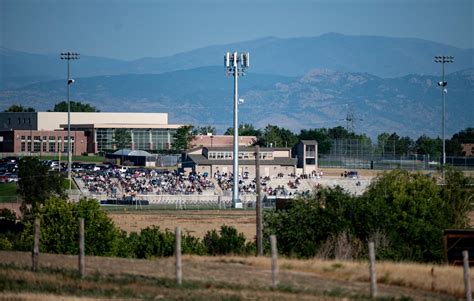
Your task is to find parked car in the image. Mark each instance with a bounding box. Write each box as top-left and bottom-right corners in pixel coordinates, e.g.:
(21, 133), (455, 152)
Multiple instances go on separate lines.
(71, 162), (84, 172)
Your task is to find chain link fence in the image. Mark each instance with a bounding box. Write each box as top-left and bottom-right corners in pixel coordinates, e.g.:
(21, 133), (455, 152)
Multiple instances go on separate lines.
(319, 139), (474, 170)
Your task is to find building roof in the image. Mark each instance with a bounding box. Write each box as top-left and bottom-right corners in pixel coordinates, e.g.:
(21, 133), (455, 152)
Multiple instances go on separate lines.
(62, 123), (181, 129)
(184, 154), (297, 166)
(300, 140), (318, 144)
(113, 149), (154, 157)
(204, 146), (291, 152)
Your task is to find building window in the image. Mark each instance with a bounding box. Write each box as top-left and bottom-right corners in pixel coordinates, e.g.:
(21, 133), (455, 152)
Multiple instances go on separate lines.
(21, 142), (26, 152)
(21, 136), (26, 141)
(49, 142), (56, 152)
(42, 141), (47, 152)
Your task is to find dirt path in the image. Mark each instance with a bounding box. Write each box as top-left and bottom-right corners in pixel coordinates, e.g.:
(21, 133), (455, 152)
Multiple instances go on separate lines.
(0, 251), (456, 301)
(108, 210), (257, 240)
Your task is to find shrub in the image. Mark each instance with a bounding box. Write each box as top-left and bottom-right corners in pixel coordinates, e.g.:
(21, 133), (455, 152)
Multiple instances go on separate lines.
(133, 226), (175, 258)
(263, 169), (471, 262)
(16, 197), (123, 256)
(203, 225), (247, 255)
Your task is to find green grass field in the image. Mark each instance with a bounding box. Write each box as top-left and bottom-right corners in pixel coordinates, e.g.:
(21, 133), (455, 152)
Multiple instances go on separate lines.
(39, 155), (105, 163)
(0, 182), (19, 203)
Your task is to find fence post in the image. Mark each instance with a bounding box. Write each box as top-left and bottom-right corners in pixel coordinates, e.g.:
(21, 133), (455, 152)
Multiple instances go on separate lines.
(32, 217), (40, 272)
(256, 145), (263, 256)
(175, 226), (182, 285)
(369, 241), (377, 298)
(79, 218), (85, 278)
(463, 250), (472, 301)
(270, 235), (278, 288)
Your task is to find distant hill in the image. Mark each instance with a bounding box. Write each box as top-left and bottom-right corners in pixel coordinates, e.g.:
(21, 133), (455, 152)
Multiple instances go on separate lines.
(1, 33), (473, 90)
(1, 66), (472, 139)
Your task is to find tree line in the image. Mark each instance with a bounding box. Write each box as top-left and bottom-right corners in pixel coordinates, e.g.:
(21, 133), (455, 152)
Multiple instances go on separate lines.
(3, 102), (100, 113)
(175, 123), (474, 157)
(4, 103), (472, 157)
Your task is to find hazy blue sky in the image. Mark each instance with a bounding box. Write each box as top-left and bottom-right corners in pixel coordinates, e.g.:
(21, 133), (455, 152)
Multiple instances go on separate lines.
(1, 0), (472, 60)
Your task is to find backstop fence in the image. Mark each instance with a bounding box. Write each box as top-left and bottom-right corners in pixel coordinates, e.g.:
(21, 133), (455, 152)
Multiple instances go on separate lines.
(320, 139), (474, 170)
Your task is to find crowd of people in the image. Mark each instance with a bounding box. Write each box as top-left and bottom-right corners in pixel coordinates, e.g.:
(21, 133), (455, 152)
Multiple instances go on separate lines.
(77, 168), (215, 197)
(77, 167), (335, 198)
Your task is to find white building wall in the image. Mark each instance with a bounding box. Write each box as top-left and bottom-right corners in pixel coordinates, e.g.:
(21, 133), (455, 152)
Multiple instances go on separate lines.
(37, 112), (169, 130)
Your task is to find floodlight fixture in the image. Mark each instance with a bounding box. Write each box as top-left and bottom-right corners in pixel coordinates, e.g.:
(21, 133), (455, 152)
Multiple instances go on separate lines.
(60, 51), (80, 192)
(224, 51), (250, 208)
(434, 55), (454, 172)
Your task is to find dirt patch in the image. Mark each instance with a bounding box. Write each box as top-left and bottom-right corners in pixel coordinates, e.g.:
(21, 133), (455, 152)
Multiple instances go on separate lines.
(108, 210), (257, 240)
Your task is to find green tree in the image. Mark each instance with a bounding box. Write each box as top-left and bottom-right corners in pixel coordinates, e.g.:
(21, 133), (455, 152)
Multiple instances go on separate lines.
(18, 157), (65, 212)
(298, 128), (332, 154)
(4, 104), (35, 112)
(172, 125), (194, 153)
(17, 197), (124, 256)
(224, 123), (262, 137)
(415, 135), (441, 157)
(358, 170), (452, 262)
(446, 128), (474, 156)
(133, 226), (175, 258)
(263, 170), (469, 262)
(440, 167), (473, 228)
(452, 127), (474, 143)
(113, 128), (132, 150)
(328, 126), (351, 139)
(193, 126), (216, 135)
(260, 124), (298, 148)
(263, 187), (356, 258)
(50, 101), (100, 112)
(377, 132), (391, 155)
(203, 225), (248, 255)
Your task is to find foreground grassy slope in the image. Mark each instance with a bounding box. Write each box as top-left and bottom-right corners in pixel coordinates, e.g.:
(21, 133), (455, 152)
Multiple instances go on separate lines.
(0, 251), (466, 300)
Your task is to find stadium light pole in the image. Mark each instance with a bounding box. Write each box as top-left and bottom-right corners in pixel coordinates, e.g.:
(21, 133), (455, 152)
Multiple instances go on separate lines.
(60, 52), (80, 191)
(225, 51), (250, 208)
(434, 55), (453, 172)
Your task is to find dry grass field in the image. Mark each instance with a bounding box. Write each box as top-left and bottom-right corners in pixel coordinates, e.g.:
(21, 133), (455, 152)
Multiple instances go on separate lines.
(109, 210), (257, 240)
(0, 251), (469, 300)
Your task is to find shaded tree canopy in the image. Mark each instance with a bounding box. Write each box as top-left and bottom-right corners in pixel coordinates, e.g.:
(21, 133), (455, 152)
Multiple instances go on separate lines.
(172, 125), (194, 153)
(193, 126), (216, 135)
(264, 169), (471, 262)
(260, 124), (298, 148)
(113, 128), (132, 150)
(224, 123), (261, 137)
(18, 157), (65, 212)
(4, 104), (35, 112)
(415, 135), (442, 157)
(49, 101), (100, 112)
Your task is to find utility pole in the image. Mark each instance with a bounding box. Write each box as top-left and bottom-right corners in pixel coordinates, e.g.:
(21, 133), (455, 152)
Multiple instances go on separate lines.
(255, 145), (262, 256)
(225, 51), (250, 208)
(60, 52), (80, 192)
(434, 55), (453, 174)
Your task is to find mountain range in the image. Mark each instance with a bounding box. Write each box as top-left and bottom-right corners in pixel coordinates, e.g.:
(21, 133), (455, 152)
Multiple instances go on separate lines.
(0, 33), (472, 139)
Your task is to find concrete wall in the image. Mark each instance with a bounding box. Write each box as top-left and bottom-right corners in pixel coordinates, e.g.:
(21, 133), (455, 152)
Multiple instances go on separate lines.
(273, 150), (291, 158)
(210, 163), (295, 178)
(38, 112), (169, 130)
